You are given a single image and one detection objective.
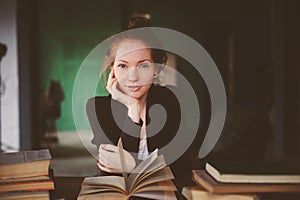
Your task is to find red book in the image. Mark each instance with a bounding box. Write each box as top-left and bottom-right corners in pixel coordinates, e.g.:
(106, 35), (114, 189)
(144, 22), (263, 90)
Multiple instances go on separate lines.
(0, 179), (54, 194)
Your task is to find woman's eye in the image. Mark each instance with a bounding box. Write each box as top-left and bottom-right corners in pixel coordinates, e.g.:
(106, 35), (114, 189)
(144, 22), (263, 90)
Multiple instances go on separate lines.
(117, 64), (127, 69)
(138, 63), (150, 69)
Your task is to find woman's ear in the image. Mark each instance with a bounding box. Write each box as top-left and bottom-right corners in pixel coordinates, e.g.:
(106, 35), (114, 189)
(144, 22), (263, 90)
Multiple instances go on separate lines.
(154, 67), (159, 77)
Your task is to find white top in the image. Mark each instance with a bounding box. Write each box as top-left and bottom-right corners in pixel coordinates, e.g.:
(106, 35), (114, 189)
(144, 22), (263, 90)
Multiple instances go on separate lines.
(138, 121), (149, 160)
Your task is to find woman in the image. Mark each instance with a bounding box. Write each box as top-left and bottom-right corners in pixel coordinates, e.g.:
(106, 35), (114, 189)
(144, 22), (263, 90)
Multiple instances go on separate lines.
(86, 16), (202, 189)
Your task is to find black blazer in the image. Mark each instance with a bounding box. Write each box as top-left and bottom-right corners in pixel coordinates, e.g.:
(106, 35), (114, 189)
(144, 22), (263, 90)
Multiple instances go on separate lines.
(86, 85), (203, 184)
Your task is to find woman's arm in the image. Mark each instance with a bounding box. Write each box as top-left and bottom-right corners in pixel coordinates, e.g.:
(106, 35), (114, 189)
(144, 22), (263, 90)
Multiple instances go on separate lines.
(106, 69), (141, 123)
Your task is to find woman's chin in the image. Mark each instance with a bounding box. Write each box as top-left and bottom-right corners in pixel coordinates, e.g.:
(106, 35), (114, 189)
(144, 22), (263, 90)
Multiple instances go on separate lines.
(126, 91), (145, 100)
(128, 93), (142, 99)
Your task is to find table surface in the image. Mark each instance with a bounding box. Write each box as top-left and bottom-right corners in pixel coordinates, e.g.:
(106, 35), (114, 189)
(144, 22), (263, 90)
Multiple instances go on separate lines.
(51, 177), (84, 200)
(51, 176), (300, 200)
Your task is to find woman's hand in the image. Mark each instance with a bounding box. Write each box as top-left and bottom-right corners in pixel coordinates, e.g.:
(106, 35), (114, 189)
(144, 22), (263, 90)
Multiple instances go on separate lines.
(97, 144), (136, 174)
(106, 70), (141, 123)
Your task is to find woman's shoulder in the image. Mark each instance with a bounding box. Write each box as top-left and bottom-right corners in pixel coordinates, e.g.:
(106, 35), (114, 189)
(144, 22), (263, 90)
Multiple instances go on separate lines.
(86, 95), (111, 110)
(87, 95), (111, 102)
(149, 85), (178, 99)
(150, 84), (176, 93)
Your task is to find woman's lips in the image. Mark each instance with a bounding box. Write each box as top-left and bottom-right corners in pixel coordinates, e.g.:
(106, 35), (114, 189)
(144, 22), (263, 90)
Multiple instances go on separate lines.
(127, 86), (141, 92)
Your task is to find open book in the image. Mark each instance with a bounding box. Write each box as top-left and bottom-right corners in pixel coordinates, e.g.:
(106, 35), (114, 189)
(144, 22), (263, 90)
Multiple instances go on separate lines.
(77, 140), (177, 200)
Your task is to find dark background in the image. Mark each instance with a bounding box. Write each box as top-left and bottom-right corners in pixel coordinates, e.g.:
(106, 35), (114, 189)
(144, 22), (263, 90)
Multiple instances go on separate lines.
(12, 0), (300, 159)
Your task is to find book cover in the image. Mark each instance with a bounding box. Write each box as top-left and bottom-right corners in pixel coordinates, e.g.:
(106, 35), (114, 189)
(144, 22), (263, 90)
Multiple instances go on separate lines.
(192, 170), (300, 194)
(0, 175), (50, 184)
(0, 149), (52, 179)
(0, 190), (50, 200)
(182, 186), (259, 200)
(205, 160), (300, 183)
(0, 179), (54, 193)
(0, 149), (51, 165)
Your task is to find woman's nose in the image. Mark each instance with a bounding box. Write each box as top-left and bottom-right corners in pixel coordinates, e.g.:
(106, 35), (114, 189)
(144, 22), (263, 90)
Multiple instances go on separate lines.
(128, 68), (139, 82)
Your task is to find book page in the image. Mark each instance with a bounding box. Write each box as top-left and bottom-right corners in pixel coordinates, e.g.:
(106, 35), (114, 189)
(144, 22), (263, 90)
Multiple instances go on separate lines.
(182, 186), (258, 200)
(130, 149), (158, 175)
(82, 176), (126, 193)
(79, 186), (124, 195)
(0, 160), (50, 179)
(133, 180), (177, 193)
(77, 192), (126, 200)
(143, 155), (166, 173)
(129, 155), (167, 191)
(131, 167), (175, 194)
(0, 175), (50, 183)
(127, 148), (158, 189)
(133, 191), (177, 200)
(117, 138), (130, 192)
(136, 155), (167, 181)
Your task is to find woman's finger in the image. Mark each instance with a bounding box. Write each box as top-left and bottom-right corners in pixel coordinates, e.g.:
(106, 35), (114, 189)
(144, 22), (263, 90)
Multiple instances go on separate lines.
(99, 147), (121, 168)
(98, 158), (122, 173)
(108, 69), (114, 80)
(98, 158), (107, 169)
(101, 144), (119, 153)
(98, 147), (113, 161)
(98, 144), (136, 173)
(106, 70), (116, 93)
(97, 162), (121, 174)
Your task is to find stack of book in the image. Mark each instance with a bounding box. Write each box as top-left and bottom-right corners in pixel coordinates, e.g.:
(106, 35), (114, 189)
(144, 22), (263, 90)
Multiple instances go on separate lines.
(182, 160), (300, 200)
(0, 149), (55, 200)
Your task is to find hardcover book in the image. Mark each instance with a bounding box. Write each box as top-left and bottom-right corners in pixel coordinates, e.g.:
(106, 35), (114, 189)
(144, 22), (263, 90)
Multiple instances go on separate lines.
(193, 170), (300, 194)
(0, 175), (50, 184)
(0, 190), (50, 200)
(182, 186), (259, 200)
(0, 179), (54, 193)
(0, 149), (52, 179)
(205, 160), (300, 184)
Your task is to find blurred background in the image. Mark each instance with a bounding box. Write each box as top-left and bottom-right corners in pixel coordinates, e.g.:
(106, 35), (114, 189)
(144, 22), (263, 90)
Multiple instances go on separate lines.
(0, 0), (299, 173)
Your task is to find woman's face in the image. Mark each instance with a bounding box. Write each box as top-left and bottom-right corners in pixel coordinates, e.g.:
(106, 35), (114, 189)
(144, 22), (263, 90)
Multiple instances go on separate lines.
(112, 39), (157, 100)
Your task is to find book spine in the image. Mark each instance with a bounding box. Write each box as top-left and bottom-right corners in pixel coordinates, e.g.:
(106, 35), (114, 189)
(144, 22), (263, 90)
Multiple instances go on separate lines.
(0, 187), (54, 194)
(0, 179), (53, 186)
(0, 180), (54, 194)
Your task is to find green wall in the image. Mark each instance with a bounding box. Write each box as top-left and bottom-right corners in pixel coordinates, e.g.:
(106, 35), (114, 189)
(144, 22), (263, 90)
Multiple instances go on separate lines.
(37, 0), (121, 131)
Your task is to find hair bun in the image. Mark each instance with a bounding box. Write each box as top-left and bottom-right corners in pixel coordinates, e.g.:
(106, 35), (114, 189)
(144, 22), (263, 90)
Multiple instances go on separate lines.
(127, 15), (151, 29)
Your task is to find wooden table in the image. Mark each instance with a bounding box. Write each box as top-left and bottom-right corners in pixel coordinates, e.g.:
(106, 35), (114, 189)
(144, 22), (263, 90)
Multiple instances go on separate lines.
(50, 176), (300, 200)
(51, 177), (84, 200)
